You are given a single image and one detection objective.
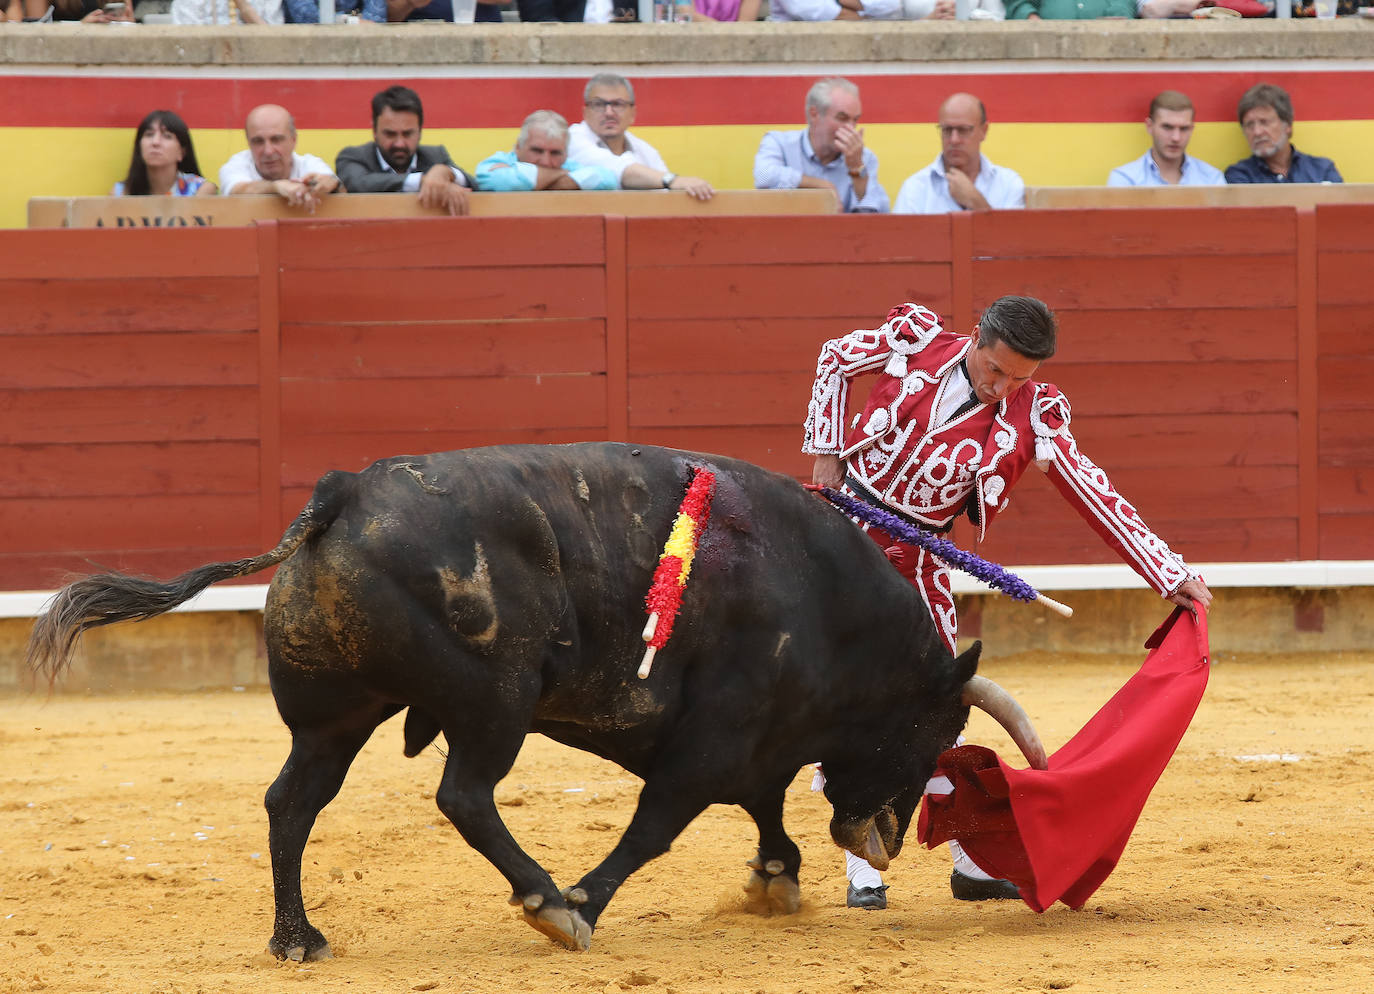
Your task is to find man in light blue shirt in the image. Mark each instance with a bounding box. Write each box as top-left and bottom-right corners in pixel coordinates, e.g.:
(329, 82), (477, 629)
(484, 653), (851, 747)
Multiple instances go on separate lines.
(893, 93), (1024, 215)
(753, 77), (890, 214)
(476, 110), (617, 193)
(1107, 91), (1223, 187)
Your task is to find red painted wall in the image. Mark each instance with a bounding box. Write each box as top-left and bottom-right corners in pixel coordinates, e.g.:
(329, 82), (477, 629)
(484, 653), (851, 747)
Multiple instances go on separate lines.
(2, 208), (1369, 591)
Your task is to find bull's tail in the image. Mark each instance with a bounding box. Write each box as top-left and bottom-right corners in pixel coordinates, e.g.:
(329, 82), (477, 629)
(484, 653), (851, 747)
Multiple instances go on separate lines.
(27, 470), (356, 687)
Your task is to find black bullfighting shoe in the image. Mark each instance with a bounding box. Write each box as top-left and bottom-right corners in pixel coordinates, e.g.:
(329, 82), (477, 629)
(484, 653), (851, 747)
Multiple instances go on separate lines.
(950, 870), (1021, 901)
(845, 883), (889, 910)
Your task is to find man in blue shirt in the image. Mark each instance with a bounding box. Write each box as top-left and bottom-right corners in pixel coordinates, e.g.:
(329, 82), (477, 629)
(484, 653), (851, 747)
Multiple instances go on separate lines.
(753, 77), (890, 214)
(893, 93), (1025, 214)
(1107, 91), (1223, 188)
(475, 110), (617, 193)
(1224, 83), (1342, 185)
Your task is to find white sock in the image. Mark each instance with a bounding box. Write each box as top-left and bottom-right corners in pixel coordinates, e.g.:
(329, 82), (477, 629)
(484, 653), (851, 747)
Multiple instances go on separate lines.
(845, 850), (883, 890)
(949, 839), (996, 880)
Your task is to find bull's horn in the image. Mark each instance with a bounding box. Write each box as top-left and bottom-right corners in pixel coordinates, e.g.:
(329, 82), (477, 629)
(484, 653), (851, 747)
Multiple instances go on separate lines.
(961, 675), (1049, 771)
(861, 819), (890, 871)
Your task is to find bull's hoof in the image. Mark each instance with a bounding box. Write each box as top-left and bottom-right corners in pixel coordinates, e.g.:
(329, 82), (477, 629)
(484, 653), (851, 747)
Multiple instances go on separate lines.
(743, 868), (802, 916)
(267, 927), (332, 963)
(522, 904), (592, 951)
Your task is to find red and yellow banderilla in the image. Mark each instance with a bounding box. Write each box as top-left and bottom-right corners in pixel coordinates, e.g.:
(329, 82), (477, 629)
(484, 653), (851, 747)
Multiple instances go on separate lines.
(638, 466), (716, 679)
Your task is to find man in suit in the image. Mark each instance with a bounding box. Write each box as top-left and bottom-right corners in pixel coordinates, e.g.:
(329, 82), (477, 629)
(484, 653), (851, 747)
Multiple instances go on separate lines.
(335, 86), (474, 216)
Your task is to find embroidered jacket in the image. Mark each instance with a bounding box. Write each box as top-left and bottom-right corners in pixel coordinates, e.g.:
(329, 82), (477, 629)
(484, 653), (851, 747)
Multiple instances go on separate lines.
(804, 303), (1196, 596)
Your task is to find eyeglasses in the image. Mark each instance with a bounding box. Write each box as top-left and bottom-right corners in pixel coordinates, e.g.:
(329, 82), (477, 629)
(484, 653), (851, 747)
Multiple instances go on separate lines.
(937, 124), (977, 139)
(586, 99), (634, 112)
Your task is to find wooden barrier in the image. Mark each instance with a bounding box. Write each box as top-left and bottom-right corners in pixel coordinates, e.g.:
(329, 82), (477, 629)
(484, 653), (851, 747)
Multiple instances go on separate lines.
(26, 190), (839, 229)
(1, 208), (1370, 592)
(1027, 184), (1374, 210)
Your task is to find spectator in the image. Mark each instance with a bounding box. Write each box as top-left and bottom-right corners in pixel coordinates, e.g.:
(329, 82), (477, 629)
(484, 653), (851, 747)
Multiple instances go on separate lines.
(567, 73), (715, 201)
(286, 0), (385, 19)
(1107, 91), (1223, 187)
(335, 86), (474, 216)
(172, 0), (284, 21)
(682, 0), (762, 17)
(754, 77), (890, 214)
(1006, 0), (1134, 17)
(769, 0), (900, 19)
(46, 0), (135, 20)
(894, 93), (1024, 214)
(387, 0), (505, 21)
(1224, 83), (1342, 185)
(475, 111), (618, 192)
(112, 110), (217, 198)
(516, 0), (583, 18)
(219, 104), (341, 212)
(901, 0), (1003, 16)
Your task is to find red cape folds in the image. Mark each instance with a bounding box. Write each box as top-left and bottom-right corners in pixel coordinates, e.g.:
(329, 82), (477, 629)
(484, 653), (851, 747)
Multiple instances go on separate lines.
(917, 606), (1210, 912)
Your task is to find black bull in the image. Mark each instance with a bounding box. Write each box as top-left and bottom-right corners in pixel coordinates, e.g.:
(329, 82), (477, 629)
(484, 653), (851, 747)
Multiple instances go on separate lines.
(28, 442), (1031, 957)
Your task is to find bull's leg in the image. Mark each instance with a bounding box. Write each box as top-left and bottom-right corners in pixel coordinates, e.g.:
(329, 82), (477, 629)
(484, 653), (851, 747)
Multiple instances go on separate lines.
(741, 782), (803, 915)
(264, 715), (384, 962)
(563, 776), (712, 933)
(432, 733), (592, 951)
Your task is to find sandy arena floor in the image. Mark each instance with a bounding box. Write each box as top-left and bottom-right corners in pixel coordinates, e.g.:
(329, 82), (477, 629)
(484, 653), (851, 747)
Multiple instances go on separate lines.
(2, 649), (1372, 994)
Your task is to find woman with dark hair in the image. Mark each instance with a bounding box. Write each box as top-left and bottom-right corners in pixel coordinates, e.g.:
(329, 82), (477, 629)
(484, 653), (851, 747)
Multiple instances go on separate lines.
(113, 111), (217, 197)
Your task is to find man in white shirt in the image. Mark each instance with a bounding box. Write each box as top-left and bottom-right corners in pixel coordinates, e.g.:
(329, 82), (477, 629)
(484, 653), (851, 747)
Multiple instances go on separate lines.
(566, 73), (714, 201)
(769, 0), (901, 19)
(1107, 91), (1224, 187)
(893, 93), (1024, 215)
(219, 104), (340, 212)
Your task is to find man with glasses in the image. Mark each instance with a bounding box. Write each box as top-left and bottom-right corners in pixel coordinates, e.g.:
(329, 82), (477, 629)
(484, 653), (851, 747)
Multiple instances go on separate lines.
(893, 93), (1024, 214)
(1223, 83), (1342, 186)
(567, 73), (715, 201)
(754, 77), (890, 214)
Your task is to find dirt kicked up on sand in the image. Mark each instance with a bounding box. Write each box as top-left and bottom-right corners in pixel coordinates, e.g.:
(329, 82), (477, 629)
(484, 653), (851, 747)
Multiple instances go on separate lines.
(2, 649), (1372, 994)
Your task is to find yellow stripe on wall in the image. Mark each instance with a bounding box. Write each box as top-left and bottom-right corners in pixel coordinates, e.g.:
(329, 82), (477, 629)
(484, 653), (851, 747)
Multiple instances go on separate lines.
(7, 121), (1372, 229)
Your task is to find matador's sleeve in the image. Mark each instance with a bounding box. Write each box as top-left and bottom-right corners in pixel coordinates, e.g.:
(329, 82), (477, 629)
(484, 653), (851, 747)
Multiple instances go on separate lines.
(803, 303), (943, 455)
(1035, 386), (1198, 597)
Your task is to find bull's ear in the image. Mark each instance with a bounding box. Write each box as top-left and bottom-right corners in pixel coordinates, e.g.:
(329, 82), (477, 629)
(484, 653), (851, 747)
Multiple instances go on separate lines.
(952, 640), (982, 688)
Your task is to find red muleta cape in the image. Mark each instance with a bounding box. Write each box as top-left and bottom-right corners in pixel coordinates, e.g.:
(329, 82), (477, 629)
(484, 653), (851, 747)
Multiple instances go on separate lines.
(917, 606), (1210, 913)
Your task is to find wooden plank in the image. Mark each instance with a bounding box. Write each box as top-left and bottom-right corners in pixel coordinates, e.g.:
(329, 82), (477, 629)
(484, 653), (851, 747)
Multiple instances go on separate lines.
(1297, 208), (1319, 561)
(627, 426), (812, 479)
(1044, 361), (1297, 416)
(977, 207), (1296, 257)
(1315, 249), (1374, 306)
(0, 547), (264, 592)
(278, 266), (607, 324)
(278, 428), (599, 489)
(280, 319), (609, 379)
(53, 190), (837, 231)
(973, 255), (1296, 311)
(1317, 302), (1374, 358)
(1318, 408), (1374, 468)
(629, 370), (821, 428)
(280, 375), (608, 435)
(625, 215), (952, 267)
(628, 262), (952, 320)
(0, 386), (258, 445)
(1317, 467), (1374, 515)
(1319, 514), (1374, 560)
(604, 215), (628, 443)
(257, 220), (283, 551)
(0, 227), (259, 279)
(1314, 203), (1374, 252)
(26, 198), (69, 229)
(628, 317), (883, 375)
(1026, 186), (1374, 210)
(0, 494), (259, 555)
(0, 277), (260, 336)
(277, 215), (608, 272)
(0, 332), (257, 389)
(1054, 308), (1296, 363)
(1065, 412), (1297, 470)
(1317, 356), (1374, 411)
(976, 514), (1300, 567)
(0, 442), (259, 499)
(952, 211), (973, 341)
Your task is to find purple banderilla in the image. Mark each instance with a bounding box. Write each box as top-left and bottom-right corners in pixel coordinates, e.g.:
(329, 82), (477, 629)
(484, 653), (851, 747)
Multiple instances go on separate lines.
(811, 486), (1070, 616)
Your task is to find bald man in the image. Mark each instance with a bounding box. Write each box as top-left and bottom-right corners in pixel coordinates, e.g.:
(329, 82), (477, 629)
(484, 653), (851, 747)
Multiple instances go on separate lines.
(893, 93), (1024, 215)
(219, 104), (341, 212)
